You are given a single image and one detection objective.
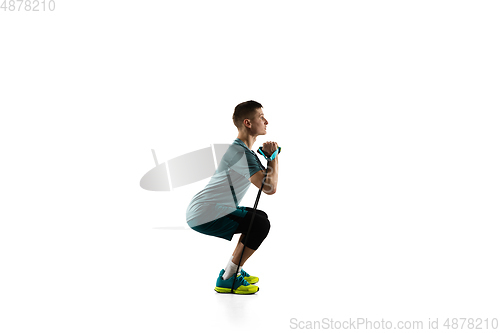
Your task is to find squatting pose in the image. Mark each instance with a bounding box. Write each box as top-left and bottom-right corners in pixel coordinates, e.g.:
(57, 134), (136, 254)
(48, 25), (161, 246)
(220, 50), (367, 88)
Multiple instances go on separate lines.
(186, 100), (279, 294)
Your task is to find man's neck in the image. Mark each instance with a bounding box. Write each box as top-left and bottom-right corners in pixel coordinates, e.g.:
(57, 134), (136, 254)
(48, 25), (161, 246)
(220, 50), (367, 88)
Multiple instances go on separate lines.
(237, 133), (257, 150)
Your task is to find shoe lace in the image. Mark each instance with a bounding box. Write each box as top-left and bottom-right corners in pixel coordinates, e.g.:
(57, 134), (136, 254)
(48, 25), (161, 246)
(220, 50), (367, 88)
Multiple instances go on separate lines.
(236, 274), (250, 286)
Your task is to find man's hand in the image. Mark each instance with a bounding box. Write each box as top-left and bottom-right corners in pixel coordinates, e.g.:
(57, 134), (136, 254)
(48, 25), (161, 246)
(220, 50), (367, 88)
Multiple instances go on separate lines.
(251, 141), (280, 194)
(262, 141), (278, 156)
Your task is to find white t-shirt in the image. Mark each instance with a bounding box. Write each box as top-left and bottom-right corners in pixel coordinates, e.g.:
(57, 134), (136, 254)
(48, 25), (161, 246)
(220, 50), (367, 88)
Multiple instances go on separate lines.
(186, 138), (265, 227)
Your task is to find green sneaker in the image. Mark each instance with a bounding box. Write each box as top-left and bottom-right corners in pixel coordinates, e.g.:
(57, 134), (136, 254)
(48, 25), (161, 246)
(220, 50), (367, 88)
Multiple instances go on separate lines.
(214, 269), (259, 294)
(239, 269), (259, 284)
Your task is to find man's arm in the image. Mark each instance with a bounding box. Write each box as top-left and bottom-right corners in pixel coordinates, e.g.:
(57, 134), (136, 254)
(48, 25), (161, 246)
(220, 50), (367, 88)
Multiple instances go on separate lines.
(249, 153), (279, 195)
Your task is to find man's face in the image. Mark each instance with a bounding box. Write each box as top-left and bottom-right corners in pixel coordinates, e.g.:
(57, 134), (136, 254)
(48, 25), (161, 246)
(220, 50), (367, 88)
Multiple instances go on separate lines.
(251, 108), (268, 135)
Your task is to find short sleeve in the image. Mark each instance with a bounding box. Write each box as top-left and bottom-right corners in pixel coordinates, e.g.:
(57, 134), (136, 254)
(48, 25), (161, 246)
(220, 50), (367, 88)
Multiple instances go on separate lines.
(247, 151), (265, 178)
(217, 144), (265, 180)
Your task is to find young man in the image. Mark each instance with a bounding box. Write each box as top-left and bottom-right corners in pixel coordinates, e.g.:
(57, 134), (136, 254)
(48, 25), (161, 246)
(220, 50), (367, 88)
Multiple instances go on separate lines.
(186, 100), (279, 294)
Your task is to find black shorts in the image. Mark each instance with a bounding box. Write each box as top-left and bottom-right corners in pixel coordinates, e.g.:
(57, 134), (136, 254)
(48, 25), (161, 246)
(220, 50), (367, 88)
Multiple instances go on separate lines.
(190, 206), (271, 250)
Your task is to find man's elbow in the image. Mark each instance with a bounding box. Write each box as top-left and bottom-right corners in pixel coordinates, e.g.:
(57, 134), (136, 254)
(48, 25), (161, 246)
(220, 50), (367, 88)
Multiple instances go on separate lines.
(266, 187), (277, 195)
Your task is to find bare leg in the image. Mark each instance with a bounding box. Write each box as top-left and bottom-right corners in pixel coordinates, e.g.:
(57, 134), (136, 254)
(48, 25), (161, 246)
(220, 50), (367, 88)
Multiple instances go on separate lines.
(231, 235), (256, 266)
(231, 234), (245, 256)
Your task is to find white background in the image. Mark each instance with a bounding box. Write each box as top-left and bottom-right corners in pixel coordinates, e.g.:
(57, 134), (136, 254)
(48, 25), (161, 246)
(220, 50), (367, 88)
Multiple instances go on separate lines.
(1, 1), (499, 332)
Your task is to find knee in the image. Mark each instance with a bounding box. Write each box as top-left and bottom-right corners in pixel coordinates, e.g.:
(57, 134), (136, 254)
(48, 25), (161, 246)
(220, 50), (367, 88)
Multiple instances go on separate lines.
(258, 209), (268, 219)
(251, 217), (270, 240)
(247, 208), (268, 219)
(244, 218), (271, 250)
(260, 218), (271, 238)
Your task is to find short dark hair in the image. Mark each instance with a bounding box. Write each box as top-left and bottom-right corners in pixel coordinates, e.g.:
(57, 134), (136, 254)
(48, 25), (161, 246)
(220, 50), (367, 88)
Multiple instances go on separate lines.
(232, 100), (263, 130)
